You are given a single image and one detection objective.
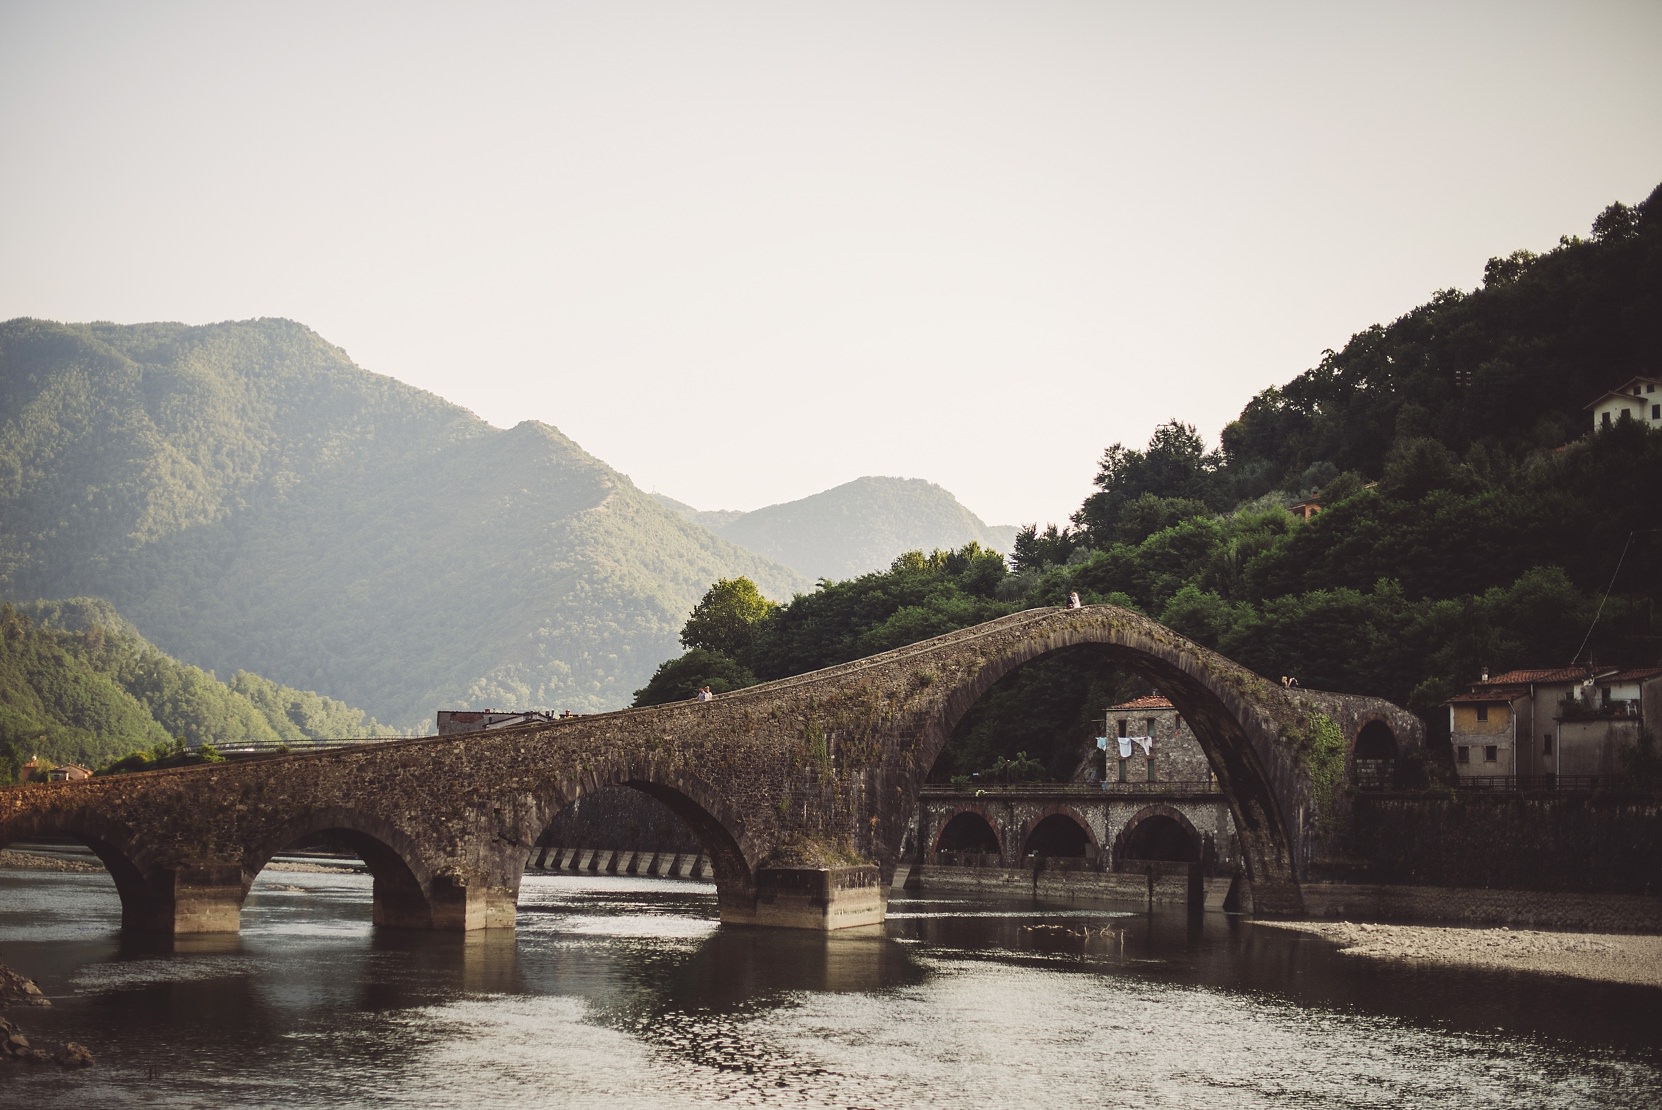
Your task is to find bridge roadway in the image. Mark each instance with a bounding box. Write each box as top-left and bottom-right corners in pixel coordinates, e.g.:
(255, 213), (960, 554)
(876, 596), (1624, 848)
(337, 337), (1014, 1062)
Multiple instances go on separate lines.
(0, 606), (1423, 934)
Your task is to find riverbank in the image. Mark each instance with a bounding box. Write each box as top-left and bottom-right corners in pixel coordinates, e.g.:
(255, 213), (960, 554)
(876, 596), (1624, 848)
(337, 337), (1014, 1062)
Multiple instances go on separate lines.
(1258, 919), (1662, 988)
(0, 849), (103, 873)
(0, 965), (94, 1069)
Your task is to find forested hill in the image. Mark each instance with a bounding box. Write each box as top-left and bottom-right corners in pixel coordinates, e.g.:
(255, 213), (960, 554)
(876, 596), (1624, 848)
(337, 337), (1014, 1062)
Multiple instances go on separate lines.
(0, 318), (807, 728)
(657, 477), (1019, 581)
(633, 185), (1662, 780)
(0, 597), (398, 782)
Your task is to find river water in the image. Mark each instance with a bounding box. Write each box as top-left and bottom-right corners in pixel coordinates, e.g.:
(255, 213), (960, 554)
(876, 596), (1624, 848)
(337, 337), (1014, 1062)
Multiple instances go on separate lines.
(2, 863), (1659, 1108)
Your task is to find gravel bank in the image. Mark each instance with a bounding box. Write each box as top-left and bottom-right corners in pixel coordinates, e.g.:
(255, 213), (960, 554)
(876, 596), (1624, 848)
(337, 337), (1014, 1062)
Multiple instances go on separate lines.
(1258, 919), (1662, 988)
(0, 849), (103, 873)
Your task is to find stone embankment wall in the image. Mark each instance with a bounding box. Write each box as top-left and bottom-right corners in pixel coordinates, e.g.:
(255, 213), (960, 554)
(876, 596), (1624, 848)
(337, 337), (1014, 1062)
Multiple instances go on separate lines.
(1348, 794), (1661, 894)
(1299, 793), (1662, 931)
(905, 861), (1233, 911)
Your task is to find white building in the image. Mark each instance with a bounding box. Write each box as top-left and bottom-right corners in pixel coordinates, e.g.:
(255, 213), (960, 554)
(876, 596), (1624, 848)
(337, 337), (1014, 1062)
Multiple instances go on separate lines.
(1586, 375), (1662, 433)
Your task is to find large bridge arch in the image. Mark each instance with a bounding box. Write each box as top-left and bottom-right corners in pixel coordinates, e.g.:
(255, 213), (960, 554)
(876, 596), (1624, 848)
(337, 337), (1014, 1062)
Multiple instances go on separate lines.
(892, 607), (1323, 915)
(0, 809), (153, 931)
(512, 758), (761, 923)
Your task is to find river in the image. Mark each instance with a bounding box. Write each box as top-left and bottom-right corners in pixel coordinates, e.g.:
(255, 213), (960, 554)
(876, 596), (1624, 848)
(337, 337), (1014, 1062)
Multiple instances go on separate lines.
(2, 863), (1659, 1107)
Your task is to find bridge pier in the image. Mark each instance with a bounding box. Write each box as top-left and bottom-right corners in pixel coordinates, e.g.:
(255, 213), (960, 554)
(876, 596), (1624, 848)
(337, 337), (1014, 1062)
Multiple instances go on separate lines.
(425, 874), (519, 931)
(718, 866), (887, 930)
(125, 865), (244, 934)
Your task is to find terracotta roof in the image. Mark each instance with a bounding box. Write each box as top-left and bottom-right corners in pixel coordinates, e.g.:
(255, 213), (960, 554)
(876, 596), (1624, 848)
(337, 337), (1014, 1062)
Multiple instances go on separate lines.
(1606, 666), (1662, 683)
(1483, 667), (1615, 685)
(1447, 686), (1529, 704)
(1586, 376), (1662, 407)
(1107, 695), (1174, 711)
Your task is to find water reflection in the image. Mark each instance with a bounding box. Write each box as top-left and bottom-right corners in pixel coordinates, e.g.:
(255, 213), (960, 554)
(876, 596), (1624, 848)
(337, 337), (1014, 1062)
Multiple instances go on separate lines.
(1, 866), (1659, 1109)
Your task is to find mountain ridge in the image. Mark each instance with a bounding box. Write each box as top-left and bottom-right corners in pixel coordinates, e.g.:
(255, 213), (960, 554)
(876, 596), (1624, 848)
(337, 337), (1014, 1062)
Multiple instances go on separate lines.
(0, 317), (812, 728)
(655, 476), (1018, 581)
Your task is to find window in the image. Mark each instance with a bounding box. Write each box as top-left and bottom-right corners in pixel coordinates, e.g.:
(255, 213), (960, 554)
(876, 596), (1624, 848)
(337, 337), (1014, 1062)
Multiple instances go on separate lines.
(1476, 704), (1489, 722)
(1484, 745), (1498, 763)
(1602, 412), (1612, 429)
(1117, 758), (1128, 782)
(1544, 733), (1553, 755)
(1652, 404), (1659, 420)
(1146, 758), (1156, 782)
(1145, 718), (1157, 736)
(1457, 746), (1470, 764)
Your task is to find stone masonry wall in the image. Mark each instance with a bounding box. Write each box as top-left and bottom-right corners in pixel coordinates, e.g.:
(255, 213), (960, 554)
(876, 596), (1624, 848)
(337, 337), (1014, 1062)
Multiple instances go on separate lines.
(1350, 794), (1662, 895)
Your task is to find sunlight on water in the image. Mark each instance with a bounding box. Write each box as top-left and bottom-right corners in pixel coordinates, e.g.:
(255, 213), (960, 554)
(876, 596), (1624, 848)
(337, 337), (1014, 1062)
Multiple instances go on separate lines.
(2, 867), (1658, 1109)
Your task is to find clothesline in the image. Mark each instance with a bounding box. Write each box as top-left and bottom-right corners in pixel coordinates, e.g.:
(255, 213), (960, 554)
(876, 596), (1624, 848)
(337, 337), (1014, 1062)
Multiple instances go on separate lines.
(1097, 736), (1155, 759)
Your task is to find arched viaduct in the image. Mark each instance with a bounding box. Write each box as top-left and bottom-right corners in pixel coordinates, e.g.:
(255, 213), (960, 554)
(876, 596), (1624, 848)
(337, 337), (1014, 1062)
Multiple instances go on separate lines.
(0, 606), (1423, 933)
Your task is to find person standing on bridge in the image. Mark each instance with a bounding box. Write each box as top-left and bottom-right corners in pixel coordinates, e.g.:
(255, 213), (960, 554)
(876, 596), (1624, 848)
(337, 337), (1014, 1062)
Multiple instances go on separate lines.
(1067, 591), (1082, 609)
(696, 685), (714, 702)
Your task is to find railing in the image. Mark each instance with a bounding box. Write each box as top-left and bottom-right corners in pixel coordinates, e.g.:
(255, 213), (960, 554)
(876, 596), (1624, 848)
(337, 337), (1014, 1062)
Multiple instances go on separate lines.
(1456, 774), (1613, 793)
(214, 737), (401, 757)
(920, 781), (1220, 798)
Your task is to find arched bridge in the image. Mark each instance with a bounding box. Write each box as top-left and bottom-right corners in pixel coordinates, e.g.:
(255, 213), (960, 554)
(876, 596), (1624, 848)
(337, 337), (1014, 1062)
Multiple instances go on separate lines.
(0, 606), (1422, 933)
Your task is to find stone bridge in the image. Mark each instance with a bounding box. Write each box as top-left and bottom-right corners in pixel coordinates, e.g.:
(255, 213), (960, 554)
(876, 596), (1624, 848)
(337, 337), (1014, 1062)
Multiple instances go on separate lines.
(0, 606), (1423, 934)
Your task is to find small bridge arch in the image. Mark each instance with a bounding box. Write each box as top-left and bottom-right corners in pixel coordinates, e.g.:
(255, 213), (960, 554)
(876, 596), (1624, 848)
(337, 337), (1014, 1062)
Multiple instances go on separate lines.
(1113, 804), (1203, 867)
(249, 806), (439, 929)
(931, 808), (1002, 859)
(1018, 807), (1097, 860)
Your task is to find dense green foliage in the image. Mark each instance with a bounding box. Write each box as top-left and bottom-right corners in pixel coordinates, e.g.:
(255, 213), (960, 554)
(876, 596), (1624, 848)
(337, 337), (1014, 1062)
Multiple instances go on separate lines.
(0, 318), (806, 728)
(0, 598), (397, 782)
(638, 185), (1662, 778)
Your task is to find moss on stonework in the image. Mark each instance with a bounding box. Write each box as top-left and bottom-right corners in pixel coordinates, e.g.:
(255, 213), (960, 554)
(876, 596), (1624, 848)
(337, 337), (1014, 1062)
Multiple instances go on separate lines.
(762, 832), (867, 869)
(1295, 711), (1347, 834)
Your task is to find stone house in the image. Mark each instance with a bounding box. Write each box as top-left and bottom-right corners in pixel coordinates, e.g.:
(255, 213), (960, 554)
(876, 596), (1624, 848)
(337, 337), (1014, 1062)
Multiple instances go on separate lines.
(1095, 694), (1215, 785)
(1445, 665), (1662, 783)
(1586, 375), (1662, 432)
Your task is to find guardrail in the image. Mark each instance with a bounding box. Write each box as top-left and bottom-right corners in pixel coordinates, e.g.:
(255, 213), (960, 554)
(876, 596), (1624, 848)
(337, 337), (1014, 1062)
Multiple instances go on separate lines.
(1456, 774), (1616, 793)
(215, 737), (403, 757)
(920, 781), (1220, 798)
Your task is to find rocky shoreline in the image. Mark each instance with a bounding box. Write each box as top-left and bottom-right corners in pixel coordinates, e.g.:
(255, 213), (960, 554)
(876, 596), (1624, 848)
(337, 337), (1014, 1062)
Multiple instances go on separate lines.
(0, 964), (93, 1070)
(1257, 919), (1662, 988)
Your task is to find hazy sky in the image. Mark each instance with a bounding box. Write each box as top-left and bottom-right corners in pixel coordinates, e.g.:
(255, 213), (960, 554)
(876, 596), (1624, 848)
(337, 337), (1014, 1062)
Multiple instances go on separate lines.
(3, 1), (1658, 528)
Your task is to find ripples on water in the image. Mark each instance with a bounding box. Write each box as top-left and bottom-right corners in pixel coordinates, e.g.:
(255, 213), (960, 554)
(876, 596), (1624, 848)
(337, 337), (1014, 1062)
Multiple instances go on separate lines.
(2, 866), (1658, 1108)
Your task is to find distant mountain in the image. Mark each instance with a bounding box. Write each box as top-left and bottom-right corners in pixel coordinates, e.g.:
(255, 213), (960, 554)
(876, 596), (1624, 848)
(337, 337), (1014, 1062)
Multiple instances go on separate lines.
(0, 318), (808, 729)
(656, 477), (1018, 581)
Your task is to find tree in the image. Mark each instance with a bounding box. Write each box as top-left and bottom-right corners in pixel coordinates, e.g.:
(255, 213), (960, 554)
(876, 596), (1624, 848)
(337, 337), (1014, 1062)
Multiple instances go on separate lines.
(680, 577), (776, 662)
(1011, 523), (1079, 573)
(1073, 420), (1219, 545)
(631, 648), (758, 707)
